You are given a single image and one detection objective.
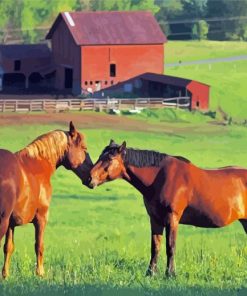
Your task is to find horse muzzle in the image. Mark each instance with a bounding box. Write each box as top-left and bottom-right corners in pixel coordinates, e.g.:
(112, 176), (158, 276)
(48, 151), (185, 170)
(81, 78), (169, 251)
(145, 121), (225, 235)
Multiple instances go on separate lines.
(87, 177), (98, 189)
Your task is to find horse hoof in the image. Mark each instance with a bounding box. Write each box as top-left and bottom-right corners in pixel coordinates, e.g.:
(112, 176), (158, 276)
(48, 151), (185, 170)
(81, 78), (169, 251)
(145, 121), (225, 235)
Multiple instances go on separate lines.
(2, 271), (9, 280)
(145, 268), (156, 277)
(36, 268), (45, 277)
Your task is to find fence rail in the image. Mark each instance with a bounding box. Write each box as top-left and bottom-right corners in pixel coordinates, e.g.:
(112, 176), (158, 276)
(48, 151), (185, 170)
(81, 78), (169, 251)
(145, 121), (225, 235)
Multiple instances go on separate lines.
(0, 97), (190, 113)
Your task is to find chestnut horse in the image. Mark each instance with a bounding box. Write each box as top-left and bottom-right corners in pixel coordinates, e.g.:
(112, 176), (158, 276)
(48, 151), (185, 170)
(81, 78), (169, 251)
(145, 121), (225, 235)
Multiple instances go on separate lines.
(0, 122), (93, 278)
(89, 140), (247, 277)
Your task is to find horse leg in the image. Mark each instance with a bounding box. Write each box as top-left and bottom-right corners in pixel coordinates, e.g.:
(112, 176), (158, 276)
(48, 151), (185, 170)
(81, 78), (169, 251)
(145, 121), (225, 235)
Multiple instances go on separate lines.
(165, 212), (179, 277)
(0, 216), (10, 246)
(33, 212), (48, 276)
(2, 225), (15, 279)
(146, 217), (164, 276)
(239, 219), (247, 234)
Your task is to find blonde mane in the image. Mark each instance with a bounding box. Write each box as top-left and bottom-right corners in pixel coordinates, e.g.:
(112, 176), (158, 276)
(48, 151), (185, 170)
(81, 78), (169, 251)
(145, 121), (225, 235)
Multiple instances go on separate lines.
(16, 130), (68, 166)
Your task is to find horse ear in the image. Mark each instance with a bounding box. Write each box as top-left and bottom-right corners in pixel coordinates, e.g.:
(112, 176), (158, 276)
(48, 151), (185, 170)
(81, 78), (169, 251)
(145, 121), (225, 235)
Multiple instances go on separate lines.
(109, 139), (115, 146)
(119, 141), (126, 154)
(69, 121), (76, 137)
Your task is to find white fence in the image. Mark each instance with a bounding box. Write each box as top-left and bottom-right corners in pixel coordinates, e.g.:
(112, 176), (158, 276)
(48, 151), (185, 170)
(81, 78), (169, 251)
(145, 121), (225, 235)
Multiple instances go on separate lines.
(0, 97), (190, 113)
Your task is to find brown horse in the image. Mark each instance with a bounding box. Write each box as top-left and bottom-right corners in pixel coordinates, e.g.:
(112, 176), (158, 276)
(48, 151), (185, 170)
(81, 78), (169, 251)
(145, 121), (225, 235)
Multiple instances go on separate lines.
(89, 140), (247, 277)
(0, 122), (93, 278)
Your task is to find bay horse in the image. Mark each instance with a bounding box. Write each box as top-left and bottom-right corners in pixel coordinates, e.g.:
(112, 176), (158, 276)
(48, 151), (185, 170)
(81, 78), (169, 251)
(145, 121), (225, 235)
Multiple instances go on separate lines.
(89, 139), (247, 277)
(0, 121), (93, 278)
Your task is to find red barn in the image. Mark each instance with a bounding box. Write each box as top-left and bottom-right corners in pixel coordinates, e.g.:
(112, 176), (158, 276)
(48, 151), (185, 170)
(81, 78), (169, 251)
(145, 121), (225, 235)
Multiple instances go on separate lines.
(46, 11), (167, 94)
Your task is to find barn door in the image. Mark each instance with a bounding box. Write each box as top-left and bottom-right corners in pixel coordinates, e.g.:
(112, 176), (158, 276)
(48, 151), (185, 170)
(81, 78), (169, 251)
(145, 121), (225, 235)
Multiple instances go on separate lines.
(64, 67), (73, 89)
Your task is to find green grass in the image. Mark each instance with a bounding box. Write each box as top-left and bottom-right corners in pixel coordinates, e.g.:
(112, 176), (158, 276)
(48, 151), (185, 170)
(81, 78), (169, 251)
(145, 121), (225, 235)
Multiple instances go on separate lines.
(1, 122), (247, 295)
(165, 41), (247, 64)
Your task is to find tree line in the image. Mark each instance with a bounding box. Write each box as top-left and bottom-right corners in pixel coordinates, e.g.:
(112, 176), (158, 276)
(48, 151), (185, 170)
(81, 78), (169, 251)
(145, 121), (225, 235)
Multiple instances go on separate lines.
(0, 0), (247, 43)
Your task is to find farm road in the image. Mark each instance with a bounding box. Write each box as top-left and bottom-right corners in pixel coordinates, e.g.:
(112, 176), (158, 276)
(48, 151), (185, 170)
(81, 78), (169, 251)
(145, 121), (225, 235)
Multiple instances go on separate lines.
(166, 55), (247, 67)
(0, 113), (226, 136)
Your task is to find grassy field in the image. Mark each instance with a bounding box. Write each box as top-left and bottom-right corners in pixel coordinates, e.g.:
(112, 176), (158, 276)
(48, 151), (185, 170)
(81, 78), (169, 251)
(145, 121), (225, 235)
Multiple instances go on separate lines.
(166, 60), (247, 120)
(0, 120), (247, 296)
(165, 41), (247, 63)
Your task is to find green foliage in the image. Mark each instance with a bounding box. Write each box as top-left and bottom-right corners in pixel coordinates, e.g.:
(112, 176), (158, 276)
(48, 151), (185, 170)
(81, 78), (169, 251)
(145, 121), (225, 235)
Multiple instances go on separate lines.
(90, 0), (159, 13)
(20, 0), (80, 42)
(192, 20), (209, 40)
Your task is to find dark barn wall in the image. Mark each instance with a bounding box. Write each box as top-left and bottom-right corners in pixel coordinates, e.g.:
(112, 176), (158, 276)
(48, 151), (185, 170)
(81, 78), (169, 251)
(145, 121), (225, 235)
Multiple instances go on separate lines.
(50, 19), (81, 93)
(0, 56), (51, 90)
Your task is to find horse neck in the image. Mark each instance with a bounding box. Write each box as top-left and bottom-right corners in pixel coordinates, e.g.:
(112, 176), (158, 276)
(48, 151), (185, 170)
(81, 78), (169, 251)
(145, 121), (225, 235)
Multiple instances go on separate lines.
(16, 131), (68, 174)
(124, 165), (161, 195)
(122, 147), (166, 195)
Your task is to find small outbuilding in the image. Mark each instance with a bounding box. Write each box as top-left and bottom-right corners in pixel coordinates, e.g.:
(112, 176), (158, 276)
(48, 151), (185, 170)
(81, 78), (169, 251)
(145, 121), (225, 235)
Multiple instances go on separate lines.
(46, 11), (167, 94)
(94, 72), (210, 110)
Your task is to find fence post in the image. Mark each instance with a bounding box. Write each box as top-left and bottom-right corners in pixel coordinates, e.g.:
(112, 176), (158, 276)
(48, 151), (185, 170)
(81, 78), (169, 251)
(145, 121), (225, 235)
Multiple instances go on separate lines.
(106, 98), (109, 112)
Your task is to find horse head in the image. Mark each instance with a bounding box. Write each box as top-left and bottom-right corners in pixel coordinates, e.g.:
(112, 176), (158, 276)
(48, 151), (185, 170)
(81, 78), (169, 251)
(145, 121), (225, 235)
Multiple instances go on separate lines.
(61, 121), (93, 186)
(89, 139), (129, 188)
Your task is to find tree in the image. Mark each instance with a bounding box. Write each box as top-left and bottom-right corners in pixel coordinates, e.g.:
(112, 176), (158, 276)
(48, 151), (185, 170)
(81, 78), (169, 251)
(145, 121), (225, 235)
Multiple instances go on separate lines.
(0, 0), (22, 43)
(207, 0), (247, 40)
(155, 0), (184, 38)
(192, 20), (209, 40)
(90, 0), (159, 13)
(155, 0), (209, 40)
(20, 0), (80, 42)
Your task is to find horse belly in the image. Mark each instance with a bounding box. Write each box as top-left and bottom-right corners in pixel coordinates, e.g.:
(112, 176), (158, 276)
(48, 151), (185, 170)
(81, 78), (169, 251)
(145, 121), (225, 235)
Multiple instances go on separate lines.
(180, 206), (221, 228)
(12, 171), (39, 225)
(12, 196), (37, 225)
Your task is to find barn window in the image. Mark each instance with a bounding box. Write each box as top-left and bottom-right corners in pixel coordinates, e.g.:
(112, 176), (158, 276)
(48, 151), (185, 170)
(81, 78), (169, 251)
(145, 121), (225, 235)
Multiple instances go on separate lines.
(111, 80), (114, 85)
(110, 64), (116, 77)
(90, 81), (93, 85)
(105, 81), (108, 85)
(196, 101), (200, 107)
(85, 81), (88, 85)
(14, 60), (21, 71)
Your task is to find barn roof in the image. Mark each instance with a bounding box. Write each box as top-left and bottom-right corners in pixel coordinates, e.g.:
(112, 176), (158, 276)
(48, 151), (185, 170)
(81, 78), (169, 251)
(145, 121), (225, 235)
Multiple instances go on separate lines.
(95, 72), (210, 93)
(0, 44), (51, 59)
(140, 73), (191, 87)
(46, 11), (167, 45)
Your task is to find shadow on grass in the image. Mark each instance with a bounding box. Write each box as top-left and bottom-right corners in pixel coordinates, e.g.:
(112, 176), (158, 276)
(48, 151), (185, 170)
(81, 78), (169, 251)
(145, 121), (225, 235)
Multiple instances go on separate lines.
(53, 194), (134, 201)
(1, 283), (246, 296)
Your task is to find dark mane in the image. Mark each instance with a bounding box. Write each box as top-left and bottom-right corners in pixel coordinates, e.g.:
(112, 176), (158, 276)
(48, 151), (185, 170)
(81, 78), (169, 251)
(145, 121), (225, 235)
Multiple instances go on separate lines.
(101, 144), (190, 168)
(125, 148), (191, 167)
(125, 148), (167, 168)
